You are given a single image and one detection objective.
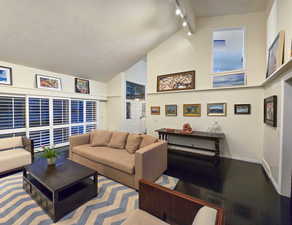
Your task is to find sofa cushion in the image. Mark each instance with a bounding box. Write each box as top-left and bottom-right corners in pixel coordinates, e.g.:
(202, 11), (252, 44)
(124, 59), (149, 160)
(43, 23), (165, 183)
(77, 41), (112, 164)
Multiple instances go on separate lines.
(72, 145), (135, 174)
(192, 206), (217, 225)
(122, 209), (169, 225)
(108, 131), (129, 149)
(125, 134), (143, 154)
(140, 135), (158, 148)
(90, 130), (112, 147)
(0, 148), (31, 173)
(0, 137), (23, 151)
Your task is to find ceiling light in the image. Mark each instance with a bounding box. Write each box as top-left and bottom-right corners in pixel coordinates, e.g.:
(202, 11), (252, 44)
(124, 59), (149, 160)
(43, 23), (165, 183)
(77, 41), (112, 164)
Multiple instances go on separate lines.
(182, 21), (187, 27)
(175, 8), (181, 16)
(187, 31), (192, 36)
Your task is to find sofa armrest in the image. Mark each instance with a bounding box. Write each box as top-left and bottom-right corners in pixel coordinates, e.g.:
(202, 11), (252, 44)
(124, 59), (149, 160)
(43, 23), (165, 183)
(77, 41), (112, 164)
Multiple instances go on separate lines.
(135, 141), (168, 187)
(22, 137), (34, 162)
(69, 133), (90, 157)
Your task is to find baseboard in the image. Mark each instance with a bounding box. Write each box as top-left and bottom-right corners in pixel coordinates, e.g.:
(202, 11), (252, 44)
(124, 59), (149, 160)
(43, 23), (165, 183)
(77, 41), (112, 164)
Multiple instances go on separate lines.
(222, 155), (261, 164)
(261, 158), (280, 194)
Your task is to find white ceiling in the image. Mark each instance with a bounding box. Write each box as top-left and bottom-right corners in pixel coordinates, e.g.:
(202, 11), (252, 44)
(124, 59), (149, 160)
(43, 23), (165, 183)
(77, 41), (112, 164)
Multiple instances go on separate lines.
(190, 0), (268, 17)
(0, 0), (179, 82)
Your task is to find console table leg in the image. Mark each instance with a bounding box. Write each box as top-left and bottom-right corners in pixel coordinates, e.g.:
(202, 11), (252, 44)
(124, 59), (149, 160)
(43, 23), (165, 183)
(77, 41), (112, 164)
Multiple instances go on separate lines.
(215, 139), (220, 159)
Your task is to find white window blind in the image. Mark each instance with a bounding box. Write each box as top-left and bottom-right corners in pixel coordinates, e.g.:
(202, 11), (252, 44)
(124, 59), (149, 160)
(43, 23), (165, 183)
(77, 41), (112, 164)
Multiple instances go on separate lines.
(0, 132), (26, 139)
(86, 101), (96, 122)
(53, 99), (69, 125)
(71, 100), (84, 124)
(29, 98), (49, 127)
(53, 127), (69, 145)
(71, 125), (84, 136)
(29, 129), (50, 149)
(86, 124), (96, 133)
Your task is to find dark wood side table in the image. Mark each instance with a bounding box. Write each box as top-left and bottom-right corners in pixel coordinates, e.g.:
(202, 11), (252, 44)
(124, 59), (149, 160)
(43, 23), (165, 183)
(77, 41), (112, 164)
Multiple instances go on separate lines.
(23, 158), (97, 222)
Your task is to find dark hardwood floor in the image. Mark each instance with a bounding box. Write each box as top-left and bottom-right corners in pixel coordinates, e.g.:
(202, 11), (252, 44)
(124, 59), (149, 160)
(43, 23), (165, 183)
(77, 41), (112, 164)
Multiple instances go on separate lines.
(166, 151), (292, 225)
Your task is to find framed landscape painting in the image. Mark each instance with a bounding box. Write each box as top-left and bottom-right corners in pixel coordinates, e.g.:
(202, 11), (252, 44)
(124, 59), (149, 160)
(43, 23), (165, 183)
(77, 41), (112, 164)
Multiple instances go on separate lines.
(266, 31), (285, 78)
(234, 104), (251, 115)
(36, 74), (61, 90)
(0, 66), (12, 85)
(264, 96), (277, 127)
(157, 71), (195, 92)
(165, 105), (177, 116)
(183, 104), (201, 117)
(213, 73), (245, 88)
(207, 103), (227, 116)
(151, 106), (160, 115)
(75, 78), (90, 94)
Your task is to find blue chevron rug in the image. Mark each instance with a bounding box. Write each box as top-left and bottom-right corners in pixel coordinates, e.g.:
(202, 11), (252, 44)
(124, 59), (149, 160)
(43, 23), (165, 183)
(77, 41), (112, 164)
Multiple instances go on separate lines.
(0, 173), (179, 225)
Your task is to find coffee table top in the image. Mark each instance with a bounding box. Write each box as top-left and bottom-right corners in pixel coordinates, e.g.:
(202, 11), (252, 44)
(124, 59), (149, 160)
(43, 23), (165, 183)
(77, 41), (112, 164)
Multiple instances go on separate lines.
(24, 158), (97, 191)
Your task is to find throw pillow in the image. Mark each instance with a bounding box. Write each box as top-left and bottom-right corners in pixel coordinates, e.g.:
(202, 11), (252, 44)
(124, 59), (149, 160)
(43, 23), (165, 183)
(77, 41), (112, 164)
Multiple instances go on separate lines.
(140, 135), (158, 148)
(125, 134), (143, 154)
(90, 130), (113, 147)
(108, 131), (129, 149)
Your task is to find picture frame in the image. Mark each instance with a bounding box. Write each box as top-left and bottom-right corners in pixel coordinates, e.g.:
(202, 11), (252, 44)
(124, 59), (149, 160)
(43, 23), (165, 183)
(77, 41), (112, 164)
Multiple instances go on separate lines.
(264, 96), (277, 127)
(183, 104), (201, 117)
(165, 105), (177, 116)
(207, 103), (227, 116)
(0, 66), (12, 86)
(234, 104), (251, 115)
(266, 31), (285, 78)
(157, 70), (195, 92)
(126, 81), (145, 100)
(213, 73), (246, 88)
(75, 78), (90, 94)
(36, 74), (62, 91)
(151, 106), (160, 115)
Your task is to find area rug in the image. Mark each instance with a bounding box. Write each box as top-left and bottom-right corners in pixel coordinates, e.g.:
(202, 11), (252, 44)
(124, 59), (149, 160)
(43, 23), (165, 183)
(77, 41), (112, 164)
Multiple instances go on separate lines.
(0, 173), (179, 225)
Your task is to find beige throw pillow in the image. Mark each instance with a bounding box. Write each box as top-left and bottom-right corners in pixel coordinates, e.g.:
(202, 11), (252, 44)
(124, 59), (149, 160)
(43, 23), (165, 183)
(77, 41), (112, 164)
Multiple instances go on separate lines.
(108, 131), (129, 149)
(90, 130), (112, 147)
(140, 135), (158, 148)
(125, 134), (143, 154)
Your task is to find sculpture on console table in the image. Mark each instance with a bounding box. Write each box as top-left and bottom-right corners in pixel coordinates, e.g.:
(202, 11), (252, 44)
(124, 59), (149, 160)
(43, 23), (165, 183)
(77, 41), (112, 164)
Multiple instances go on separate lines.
(181, 123), (193, 134)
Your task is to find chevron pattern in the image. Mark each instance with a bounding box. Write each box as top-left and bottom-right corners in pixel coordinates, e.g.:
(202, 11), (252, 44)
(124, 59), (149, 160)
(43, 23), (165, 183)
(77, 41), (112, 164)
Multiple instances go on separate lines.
(0, 173), (179, 225)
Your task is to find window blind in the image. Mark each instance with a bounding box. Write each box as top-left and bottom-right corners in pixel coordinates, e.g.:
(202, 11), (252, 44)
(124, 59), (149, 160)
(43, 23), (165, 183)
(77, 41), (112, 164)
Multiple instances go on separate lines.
(71, 125), (84, 136)
(71, 100), (84, 124)
(86, 101), (96, 122)
(29, 98), (49, 127)
(86, 124), (96, 133)
(29, 129), (50, 149)
(53, 99), (69, 125)
(53, 127), (69, 145)
(0, 132), (26, 139)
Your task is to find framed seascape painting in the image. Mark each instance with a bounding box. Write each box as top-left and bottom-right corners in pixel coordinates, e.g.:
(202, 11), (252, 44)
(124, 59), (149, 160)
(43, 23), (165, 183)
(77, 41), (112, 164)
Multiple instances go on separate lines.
(207, 103), (227, 116)
(157, 71), (195, 92)
(165, 105), (177, 116)
(36, 74), (61, 90)
(213, 73), (245, 88)
(75, 78), (90, 94)
(266, 31), (285, 78)
(264, 96), (277, 127)
(151, 106), (160, 115)
(234, 104), (251, 115)
(0, 66), (12, 85)
(183, 104), (201, 117)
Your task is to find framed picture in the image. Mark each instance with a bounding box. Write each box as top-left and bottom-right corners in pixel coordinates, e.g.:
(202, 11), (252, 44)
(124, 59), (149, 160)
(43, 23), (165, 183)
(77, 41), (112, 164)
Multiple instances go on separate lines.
(75, 78), (90, 94)
(234, 104), (251, 115)
(157, 70), (195, 92)
(36, 74), (61, 90)
(151, 106), (160, 115)
(165, 105), (177, 116)
(264, 96), (277, 127)
(207, 103), (227, 116)
(213, 73), (245, 88)
(126, 102), (131, 119)
(126, 81), (145, 100)
(266, 31), (285, 78)
(0, 66), (12, 85)
(183, 104), (201, 117)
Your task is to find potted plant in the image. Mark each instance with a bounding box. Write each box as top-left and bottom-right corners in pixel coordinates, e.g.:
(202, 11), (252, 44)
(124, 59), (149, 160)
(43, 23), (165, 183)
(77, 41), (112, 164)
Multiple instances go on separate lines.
(42, 146), (59, 166)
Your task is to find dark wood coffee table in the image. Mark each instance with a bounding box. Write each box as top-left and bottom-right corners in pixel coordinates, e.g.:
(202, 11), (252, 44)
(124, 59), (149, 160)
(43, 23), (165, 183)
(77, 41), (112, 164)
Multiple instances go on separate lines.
(23, 158), (97, 222)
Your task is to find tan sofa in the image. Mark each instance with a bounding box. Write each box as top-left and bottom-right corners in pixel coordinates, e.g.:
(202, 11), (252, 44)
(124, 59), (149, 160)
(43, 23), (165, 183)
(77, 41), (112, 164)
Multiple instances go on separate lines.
(69, 130), (167, 189)
(0, 136), (34, 175)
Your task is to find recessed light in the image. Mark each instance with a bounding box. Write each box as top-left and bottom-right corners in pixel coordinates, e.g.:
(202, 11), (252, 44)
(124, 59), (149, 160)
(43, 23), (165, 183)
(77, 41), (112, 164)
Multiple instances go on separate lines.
(187, 31), (192, 36)
(182, 21), (187, 27)
(175, 8), (181, 16)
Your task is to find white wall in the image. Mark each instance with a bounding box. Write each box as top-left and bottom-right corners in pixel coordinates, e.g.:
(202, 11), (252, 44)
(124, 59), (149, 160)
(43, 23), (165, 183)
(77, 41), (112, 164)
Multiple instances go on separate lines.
(146, 12), (267, 162)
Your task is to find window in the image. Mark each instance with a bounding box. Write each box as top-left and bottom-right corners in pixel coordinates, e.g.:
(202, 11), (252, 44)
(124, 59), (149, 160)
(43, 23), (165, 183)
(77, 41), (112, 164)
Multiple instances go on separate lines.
(0, 96), (25, 130)
(86, 124), (96, 133)
(213, 28), (244, 73)
(29, 98), (49, 127)
(86, 101), (96, 122)
(53, 127), (69, 145)
(53, 99), (69, 125)
(71, 125), (84, 136)
(0, 132), (26, 139)
(29, 129), (50, 149)
(71, 100), (84, 124)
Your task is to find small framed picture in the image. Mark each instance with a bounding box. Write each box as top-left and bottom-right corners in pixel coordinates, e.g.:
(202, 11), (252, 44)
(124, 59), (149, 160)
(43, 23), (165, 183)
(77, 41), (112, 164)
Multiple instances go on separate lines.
(165, 105), (177, 116)
(36, 74), (62, 90)
(0, 66), (12, 85)
(207, 103), (227, 116)
(234, 104), (251, 115)
(75, 78), (90, 94)
(151, 106), (160, 115)
(264, 96), (277, 127)
(183, 104), (201, 117)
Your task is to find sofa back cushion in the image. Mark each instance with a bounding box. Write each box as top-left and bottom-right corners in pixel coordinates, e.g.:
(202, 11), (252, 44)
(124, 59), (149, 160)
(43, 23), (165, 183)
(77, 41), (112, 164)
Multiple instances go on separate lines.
(140, 135), (158, 148)
(108, 131), (129, 149)
(192, 206), (217, 225)
(0, 137), (23, 151)
(90, 130), (113, 147)
(125, 134), (143, 154)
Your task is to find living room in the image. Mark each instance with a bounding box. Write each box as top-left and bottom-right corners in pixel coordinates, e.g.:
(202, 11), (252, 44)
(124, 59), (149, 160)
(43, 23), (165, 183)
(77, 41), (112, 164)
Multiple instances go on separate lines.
(0, 0), (291, 225)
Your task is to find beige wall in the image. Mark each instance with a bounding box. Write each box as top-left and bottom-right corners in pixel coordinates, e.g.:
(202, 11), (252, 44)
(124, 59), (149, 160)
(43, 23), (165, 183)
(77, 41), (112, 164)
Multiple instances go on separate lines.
(146, 12), (267, 162)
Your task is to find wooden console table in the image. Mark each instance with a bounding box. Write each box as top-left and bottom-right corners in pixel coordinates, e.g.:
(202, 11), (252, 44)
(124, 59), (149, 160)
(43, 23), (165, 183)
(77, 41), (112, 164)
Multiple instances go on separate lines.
(155, 128), (225, 161)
